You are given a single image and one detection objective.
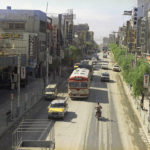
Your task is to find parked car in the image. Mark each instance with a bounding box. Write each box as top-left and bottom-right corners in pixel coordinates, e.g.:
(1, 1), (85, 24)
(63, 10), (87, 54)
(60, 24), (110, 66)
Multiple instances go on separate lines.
(101, 63), (108, 69)
(112, 64), (121, 72)
(48, 99), (68, 119)
(101, 72), (110, 82)
(44, 84), (57, 100)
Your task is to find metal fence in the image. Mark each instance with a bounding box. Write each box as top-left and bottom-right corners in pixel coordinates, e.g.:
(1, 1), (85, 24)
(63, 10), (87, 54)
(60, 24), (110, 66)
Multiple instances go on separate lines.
(12, 119), (55, 150)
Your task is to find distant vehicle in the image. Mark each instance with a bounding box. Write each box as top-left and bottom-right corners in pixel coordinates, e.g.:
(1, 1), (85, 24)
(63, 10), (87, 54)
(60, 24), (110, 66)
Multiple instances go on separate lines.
(74, 63), (80, 70)
(101, 72), (110, 82)
(112, 64), (121, 72)
(48, 99), (68, 119)
(68, 68), (90, 99)
(44, 84), (57, 100)
(91, 57), (97, 64)
(103, 46), (108, 52)
(101, 63), (108, 69)
(103, 53), (107, 58)
(79, 60), (93, 75)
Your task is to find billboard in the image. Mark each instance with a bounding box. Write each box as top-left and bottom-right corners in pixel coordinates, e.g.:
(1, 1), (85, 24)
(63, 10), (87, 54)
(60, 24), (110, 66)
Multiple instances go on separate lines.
(123, 11), (132, 16)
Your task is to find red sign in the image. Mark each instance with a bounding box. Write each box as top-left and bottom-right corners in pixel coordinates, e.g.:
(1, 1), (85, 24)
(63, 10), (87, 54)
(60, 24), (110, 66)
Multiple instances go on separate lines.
(21, 66), (26, 79)
(144, 74), (149, 88)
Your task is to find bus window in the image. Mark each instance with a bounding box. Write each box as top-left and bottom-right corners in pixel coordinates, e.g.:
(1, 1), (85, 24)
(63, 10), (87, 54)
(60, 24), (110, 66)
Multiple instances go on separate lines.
(81, 82), (87, 88)
(69, 82), (80, 88)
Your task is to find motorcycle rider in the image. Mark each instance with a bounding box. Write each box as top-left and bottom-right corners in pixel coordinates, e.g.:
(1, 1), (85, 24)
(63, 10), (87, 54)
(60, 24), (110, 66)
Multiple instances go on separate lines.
(95, 102), (102, 117)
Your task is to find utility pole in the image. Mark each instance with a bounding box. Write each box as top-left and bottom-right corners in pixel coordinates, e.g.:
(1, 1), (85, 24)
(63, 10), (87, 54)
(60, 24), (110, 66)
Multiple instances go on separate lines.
(58, 14), (62, 77)
(17, 54), (21, 116)
(46, 48), (49, 85)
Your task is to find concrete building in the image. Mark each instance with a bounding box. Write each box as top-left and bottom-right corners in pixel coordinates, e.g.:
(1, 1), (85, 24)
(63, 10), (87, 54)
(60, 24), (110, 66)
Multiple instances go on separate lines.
(86, 31), (94, 42)
(0, 7), (48, 73)
(74, 24), (89, 43)
(117, 26), (127, 47)
(103, 37), (109, 47)
(109, 34), (115, 44)
(137, 0), (150, 18)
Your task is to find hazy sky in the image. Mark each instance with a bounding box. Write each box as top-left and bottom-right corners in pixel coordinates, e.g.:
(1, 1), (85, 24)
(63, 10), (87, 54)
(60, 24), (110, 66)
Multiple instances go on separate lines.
(1, 0), (137, 43)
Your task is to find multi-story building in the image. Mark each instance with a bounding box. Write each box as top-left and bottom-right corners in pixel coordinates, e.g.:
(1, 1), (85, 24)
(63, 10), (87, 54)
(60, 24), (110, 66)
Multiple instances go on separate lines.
(137, 0), (150, 54)
(74, 24), (89, 43)
(137, 0), (150, 18)
(109, 34), (115, 44)
(103, 37), (109, 47)
(0, 7), (49, 76)
(86, 31), (94, 42)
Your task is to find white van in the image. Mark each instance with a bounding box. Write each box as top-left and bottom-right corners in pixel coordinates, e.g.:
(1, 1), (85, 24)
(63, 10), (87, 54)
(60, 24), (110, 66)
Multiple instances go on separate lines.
(44, 84), (57, 100)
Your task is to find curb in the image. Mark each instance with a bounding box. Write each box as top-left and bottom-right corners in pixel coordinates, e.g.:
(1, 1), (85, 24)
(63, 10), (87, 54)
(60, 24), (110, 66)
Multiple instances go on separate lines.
(110, 51), (150, 145)
(119, 74), (150, 145)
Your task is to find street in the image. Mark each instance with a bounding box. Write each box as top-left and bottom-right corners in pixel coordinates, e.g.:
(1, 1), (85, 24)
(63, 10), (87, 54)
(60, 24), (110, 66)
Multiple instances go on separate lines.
(54, 52), (149, 150)
(0, 52), (149, 150)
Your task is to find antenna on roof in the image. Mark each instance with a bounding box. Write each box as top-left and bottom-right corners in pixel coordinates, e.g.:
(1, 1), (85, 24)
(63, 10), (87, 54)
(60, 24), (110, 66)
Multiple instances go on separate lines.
(46, 2), (48, 13)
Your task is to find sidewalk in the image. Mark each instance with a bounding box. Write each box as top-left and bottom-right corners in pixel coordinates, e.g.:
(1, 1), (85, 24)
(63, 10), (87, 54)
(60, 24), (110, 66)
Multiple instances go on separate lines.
(120, 75), (150, 144)
(110, 52), (150, 144)
(0, 68), (71, 139)
(0, 75), (52, 139)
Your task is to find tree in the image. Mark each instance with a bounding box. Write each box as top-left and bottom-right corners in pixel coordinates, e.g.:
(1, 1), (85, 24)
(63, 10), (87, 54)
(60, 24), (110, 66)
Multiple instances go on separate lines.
(109, 43), (150, 108)
(62, 45), (81, 66)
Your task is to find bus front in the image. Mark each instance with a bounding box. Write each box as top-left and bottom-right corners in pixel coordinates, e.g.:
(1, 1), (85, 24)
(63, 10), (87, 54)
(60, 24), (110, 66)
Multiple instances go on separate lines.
(68, 76), (89, 99)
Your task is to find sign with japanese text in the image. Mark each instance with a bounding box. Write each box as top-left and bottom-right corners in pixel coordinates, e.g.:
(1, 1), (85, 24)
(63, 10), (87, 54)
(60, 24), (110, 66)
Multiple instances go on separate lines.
(21, 66), (26, 79)
(144, 74), (149, 88)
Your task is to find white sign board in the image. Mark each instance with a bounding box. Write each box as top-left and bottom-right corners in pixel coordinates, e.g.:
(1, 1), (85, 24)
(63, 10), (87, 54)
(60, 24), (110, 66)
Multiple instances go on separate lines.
(144, 74), (149, 88)
(148, 11), (150, 17)
(21, 66), (26, 79)
(49, 55), (52, 64)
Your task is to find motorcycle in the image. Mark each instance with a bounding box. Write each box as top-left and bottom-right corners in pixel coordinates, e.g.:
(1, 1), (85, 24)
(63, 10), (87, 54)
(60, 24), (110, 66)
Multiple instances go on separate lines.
(95, 110), (102, 120)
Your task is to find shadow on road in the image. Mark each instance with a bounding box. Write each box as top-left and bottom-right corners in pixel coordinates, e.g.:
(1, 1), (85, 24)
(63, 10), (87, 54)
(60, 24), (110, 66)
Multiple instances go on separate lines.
(55, 111), (77, 123)
(88, 89), (109, 103)
(109, 80), (116, 83)
(91, 76), (107, 89)
(91, 74), (100, 81)
(100, 60), (109, 64)
(64, 111), (77, 123)
(99, 116), (115, 122)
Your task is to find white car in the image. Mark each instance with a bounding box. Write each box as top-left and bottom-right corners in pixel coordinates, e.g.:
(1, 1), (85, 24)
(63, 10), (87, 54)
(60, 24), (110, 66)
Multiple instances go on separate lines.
(101, 63), (108, 69)
(91, 57), (97, 64)
(112, 64), (121, 72)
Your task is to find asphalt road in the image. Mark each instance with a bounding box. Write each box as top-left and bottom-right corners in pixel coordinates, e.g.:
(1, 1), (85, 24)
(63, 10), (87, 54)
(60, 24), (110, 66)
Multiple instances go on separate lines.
(54, 52), (149, 150)
(0, 52), (149, 150)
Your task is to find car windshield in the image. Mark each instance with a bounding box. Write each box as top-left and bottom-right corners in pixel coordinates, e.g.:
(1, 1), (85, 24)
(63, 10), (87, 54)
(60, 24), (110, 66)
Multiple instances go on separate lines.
(46, 88), (55, 92)
(102, 73), (109, 76)
(51, 103), (64, 108)
(114, 65), (119, 67)
(69, 82), (80, 88)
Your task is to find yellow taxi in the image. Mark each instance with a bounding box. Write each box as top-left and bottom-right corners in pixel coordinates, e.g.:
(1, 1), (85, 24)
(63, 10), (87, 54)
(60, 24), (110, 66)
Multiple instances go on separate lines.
(74, 63), (80, 70)
(48, 99), (68, 119)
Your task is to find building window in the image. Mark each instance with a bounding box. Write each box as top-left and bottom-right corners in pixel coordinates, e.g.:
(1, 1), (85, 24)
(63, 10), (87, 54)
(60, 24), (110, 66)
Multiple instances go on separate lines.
(9, 23), (14, 29)
(8, 23), (25, 30)
(15, 23), (25, 29)
(40, 21), (46, 33)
